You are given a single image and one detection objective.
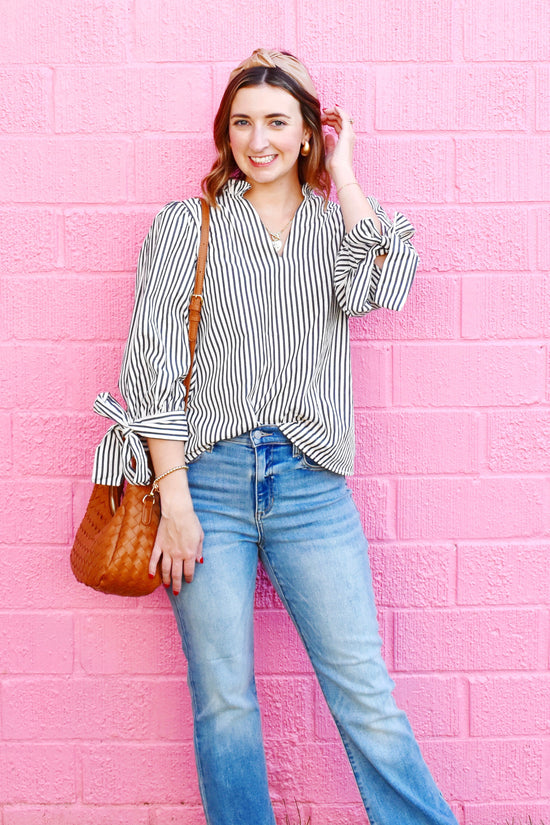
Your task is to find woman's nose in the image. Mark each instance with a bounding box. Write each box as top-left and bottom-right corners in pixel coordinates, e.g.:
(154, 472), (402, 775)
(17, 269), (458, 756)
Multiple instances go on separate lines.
(249, 126), (269, 152)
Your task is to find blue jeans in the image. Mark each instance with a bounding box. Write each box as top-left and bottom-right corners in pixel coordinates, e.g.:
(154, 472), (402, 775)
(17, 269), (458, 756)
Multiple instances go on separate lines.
(167, 427), (457, 825)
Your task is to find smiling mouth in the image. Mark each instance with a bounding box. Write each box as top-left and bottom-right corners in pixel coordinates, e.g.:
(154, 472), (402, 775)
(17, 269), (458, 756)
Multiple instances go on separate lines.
(249, 154), (277, 165)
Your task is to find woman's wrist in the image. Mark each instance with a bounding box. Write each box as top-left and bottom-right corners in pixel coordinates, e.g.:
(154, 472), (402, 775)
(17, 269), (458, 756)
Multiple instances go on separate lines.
(329, 165), (357, 190)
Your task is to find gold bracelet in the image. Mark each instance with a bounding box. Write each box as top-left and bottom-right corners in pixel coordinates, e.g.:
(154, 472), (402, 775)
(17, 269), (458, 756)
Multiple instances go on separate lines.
(336, 181), (361, 197)
(151, 464), (189, 494)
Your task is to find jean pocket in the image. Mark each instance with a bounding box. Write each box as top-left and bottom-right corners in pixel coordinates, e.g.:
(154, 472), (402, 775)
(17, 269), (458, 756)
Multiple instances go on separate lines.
(293, 446), (326, 471)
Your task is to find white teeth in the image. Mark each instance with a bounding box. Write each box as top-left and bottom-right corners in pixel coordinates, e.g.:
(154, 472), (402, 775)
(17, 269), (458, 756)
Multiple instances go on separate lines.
(250, 155), (276, 164)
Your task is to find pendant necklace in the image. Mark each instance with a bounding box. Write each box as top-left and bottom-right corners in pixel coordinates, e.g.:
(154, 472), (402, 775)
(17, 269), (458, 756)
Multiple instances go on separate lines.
(265, 213), (296, 253)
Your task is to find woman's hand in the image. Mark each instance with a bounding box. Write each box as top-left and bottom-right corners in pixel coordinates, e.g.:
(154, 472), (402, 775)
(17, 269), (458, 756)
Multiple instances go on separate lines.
(149, 503), (204, 594)
(321, 104), (356, 183)
(146, 438), (204, 594)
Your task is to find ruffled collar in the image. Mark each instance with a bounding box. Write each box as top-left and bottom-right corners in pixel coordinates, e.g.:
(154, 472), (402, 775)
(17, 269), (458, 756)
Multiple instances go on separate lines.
(221, 178), (314, 200)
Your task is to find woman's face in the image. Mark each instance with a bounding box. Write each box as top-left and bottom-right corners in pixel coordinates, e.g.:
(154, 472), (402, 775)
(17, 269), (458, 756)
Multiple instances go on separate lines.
(228, 84), (310, 188)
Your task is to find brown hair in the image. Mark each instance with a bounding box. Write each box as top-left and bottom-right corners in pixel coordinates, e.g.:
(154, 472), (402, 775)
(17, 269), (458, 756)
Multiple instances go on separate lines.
(201, 62), (330, 206)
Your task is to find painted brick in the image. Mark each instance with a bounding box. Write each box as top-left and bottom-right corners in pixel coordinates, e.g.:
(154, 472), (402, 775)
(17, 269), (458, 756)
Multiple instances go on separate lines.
(305, 62), (376, 137)
(82, 744), (200, 804)
(488, 409), (550, 472)
(254, 610), (312, 675)
(355, 411), (480, 475)
(350, 343), (391, 408)
(79, 613), (185, 675)
(134, 0), (295, 61)
(299, 0), (452, 62)
(0, 69), (52, 133)
(393, 676), (463, 738)
(273, 805), (367, 825)
(3, 276), (135, 341)
(65, 210), (154, 272)
(56, 67), (212, 134)
(394, 344), (545, 407)
(0, 544), (136, 610)
(0, 210), (58, 273)
(537, 208), (550, 270)
(545, 741), (550, 794)
(536, 66), (550, 129)
(423, 740), (542, 802)
(0, 613), (73, 674)
(13, 413), (110, 476)
(464, 0), (550, 60)
(346, 477), (394, 542)
(254, 562), (283, 609)
(4, 809), (149, 825)
(376, 66), (528, 131)
(462, 274), (550, 340)
(407, 207), (529, 273)
(134, 138), (213, 203)
(0, 744), (75, 803)
(350, 276), (460, 342)
(256, 676), (314, 740)
(1, 0), (127, 63)
(463, 804), (550, 825)
(313, 673), (462, 742)
(266, 741), (361, 805)
(470, 675), (550, 736)
(458, 542), (550, 605)
(457, 138), (550, 202)
(313, 681), (341, 742)
(369, 543), (455, 607)
(394, 609), (544, 671)
(398, 477), (545, 540)
(352, 138), (451, 204)
(2, 677), (192, 741)
(4, 481), (72, 544)
(0, 415), (12, 471)
(0, 343), (124, 412)
(0, 139), (128, 203)
(151, 809), (207, 825)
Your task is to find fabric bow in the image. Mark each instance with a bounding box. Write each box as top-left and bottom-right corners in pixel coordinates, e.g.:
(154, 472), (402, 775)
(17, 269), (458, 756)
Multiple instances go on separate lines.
(92, 392), (151, 486)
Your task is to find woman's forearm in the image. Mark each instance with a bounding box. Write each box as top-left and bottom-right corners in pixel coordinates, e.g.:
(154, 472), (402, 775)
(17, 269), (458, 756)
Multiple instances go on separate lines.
(147, 438), (194, 512)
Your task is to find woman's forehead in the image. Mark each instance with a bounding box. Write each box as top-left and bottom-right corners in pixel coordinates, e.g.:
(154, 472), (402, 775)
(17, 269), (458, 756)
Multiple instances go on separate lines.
(230, 84), (301, 116)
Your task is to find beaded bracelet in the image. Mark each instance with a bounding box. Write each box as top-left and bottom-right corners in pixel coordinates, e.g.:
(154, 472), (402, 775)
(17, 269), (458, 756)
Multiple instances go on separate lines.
(151, 464), (189, 494)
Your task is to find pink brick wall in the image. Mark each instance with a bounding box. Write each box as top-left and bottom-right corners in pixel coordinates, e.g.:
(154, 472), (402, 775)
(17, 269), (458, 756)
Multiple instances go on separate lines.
(1, 1), (549, 823)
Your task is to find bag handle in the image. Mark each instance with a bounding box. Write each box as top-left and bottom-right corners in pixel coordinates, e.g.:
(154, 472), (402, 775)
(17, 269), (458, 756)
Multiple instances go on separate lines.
(183, 198), (210, 408)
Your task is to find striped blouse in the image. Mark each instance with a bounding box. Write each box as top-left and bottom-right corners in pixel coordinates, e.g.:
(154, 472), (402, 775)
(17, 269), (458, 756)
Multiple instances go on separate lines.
(92, 178), (419, 484)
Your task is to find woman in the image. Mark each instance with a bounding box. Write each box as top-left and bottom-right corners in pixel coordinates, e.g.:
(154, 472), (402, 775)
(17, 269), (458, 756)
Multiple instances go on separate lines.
(96, 49), (458, 825)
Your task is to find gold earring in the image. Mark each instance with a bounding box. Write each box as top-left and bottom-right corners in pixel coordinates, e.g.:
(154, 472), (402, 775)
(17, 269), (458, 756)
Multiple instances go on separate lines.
(301, 139), (310, 157)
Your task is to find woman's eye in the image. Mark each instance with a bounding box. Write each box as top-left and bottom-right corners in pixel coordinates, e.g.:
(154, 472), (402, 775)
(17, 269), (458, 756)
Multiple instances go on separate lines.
(233, 119), (249, 127)
(271, 120), (286, 127)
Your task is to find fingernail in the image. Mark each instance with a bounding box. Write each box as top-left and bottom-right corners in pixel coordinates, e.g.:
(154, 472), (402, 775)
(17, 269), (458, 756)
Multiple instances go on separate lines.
(198, 557), (204, 564)
(163, 582), (170, 588)
(148, 573), (155, 579)
(173, 590), (180, 596)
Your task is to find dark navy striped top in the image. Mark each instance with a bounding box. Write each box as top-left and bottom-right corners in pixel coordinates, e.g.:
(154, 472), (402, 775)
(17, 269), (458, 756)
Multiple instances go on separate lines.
(92, 179), (418, 484)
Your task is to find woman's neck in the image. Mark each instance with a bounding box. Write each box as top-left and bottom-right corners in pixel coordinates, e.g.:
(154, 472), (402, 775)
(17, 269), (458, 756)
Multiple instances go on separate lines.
(244, 177), (304, 223)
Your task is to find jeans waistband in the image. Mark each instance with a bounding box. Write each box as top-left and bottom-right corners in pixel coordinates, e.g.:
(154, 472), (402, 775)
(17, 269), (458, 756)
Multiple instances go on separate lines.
(229, 426), (291, 447)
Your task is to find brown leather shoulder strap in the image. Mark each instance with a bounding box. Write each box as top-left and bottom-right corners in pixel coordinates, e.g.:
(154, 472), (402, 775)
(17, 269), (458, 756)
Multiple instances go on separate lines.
(183, 198), (210, 408)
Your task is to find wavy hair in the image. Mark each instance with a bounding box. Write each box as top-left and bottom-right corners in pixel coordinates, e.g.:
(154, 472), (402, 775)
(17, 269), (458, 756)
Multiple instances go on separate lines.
(201, 63), (330, 206)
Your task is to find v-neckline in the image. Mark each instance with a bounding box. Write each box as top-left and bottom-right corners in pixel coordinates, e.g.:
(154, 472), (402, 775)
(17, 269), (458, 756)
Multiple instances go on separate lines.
(243, 196), (306, 260)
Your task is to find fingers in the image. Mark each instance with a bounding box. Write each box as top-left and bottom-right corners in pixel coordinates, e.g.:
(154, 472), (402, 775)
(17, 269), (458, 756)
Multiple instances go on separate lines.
(321, 104), (355, 132)
(149, 538), (162, 579)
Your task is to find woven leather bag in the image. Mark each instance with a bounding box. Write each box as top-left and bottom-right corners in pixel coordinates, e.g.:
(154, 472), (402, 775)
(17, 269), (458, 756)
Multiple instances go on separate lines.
(70, 482), (162, 596)
(70, 199), (210, 597)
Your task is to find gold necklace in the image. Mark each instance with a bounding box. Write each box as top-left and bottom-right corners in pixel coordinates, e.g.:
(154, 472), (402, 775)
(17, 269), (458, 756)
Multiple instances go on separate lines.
(264, 205), (301, 252)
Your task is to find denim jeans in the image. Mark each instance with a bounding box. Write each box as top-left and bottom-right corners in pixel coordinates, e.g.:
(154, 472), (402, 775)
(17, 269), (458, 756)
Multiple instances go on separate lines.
(167, 427), (458, 825)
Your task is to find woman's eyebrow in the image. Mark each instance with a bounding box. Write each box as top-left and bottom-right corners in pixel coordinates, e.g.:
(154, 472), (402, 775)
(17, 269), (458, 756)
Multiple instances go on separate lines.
(230, 112), (292, 119)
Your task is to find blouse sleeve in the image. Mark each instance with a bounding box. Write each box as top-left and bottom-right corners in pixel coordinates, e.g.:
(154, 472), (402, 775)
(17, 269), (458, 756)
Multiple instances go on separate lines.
(91, 201), (200, 485)
(333, 196), (419, 317)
